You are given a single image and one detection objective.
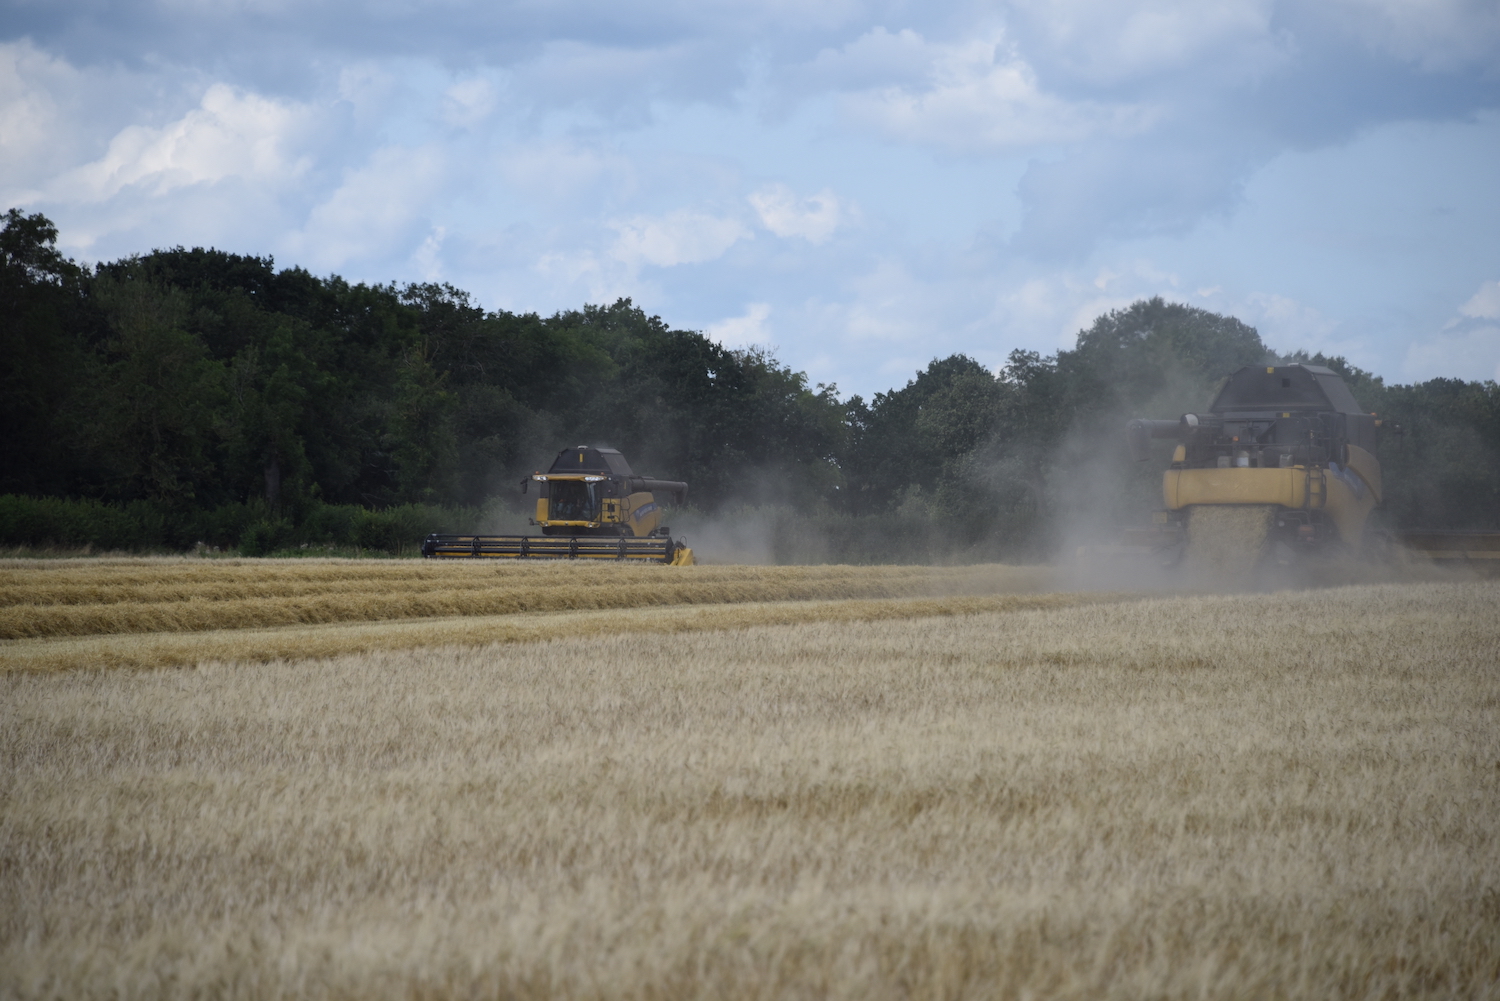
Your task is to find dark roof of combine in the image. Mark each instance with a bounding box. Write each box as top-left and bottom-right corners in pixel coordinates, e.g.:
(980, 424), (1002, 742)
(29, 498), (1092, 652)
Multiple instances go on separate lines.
(1210, 364), (1365, 416)
(547, 446), (635, 475)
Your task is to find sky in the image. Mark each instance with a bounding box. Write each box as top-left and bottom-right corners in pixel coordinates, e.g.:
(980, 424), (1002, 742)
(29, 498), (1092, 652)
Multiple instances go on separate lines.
(2, 0), (1498, 398)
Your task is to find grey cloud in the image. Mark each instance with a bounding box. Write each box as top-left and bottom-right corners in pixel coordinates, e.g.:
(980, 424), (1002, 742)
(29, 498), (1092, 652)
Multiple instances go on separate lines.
(984, 0), (1500, 260)
(13, 0), (1494, 150)
(1, 0), (889, 99)
(1238, 23), (1500, 147)
(4, 0), (1497, 384)
(1001, 0), (1286, 91)
(1008, 131), (1268, 260)
(790, 26), (939, 92)
(503, 39), (745, 123)
(1294, 0), (1500, 74)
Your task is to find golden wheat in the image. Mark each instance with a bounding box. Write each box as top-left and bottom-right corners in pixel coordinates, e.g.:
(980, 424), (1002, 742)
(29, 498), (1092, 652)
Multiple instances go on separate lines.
(0, 593), (1113, 673)
(0, 559), (1048, 592)
(1, 581), (1496, 999)
(0, 561), (1058, 640)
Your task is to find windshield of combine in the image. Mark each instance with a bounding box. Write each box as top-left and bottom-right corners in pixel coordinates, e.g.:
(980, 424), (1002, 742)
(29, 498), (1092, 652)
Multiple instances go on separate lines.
(548, 481), (598, 521)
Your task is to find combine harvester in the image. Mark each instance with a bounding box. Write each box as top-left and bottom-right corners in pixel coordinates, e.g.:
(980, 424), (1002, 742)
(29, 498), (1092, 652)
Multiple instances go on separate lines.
(1119, 363), (1500, 571)
(422, 447), (695, 564)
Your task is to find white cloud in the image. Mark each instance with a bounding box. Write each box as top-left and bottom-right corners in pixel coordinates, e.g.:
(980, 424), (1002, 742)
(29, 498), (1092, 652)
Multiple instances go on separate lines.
(610, 210), (750, 268)
(512, 38), (724, 120)
(410, 225), (445, 282)
(1239, 291), (1340, 347)
(1456, 278), (1500, 321)
(989, 263), (1185, 351)
(1404, 277), (1500, 382)
(996, 279), (1358, 363)
(0, 41), (171, 204)
(842, 259), (939, 344)
(442, 77), (497, 129)
(531, 245), (648, 309)
(707, 302), (772, 347)
(800, 27), (943, 91)
(289, 144), (445, 269)
(534, 248), (597, 285)
(0, 41), (70, 185)
(749, 185), (845, 243)
(1006, 0), (1283, 83)
(336, 63), (399, 124)
(497, 141), (623, 204)
(1096, 259), (1181, 291)
(51, 83), (314, 203)
(840, 31), (1156, 153)
(1403, 324), (1500, 383)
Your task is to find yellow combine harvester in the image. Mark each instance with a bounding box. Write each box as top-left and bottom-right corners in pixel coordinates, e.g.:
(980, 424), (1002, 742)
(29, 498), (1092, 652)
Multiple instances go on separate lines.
(1125, 364), (1386, 566)
(422, 447), (695, 563)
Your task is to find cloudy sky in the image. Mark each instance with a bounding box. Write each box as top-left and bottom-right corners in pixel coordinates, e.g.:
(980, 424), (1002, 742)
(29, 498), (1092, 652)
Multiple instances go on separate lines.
(3, 0), (1498, 396)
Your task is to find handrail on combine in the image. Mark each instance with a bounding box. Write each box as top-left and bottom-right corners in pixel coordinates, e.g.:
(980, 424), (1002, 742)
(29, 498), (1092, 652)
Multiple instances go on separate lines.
(420, 533), (693, 564)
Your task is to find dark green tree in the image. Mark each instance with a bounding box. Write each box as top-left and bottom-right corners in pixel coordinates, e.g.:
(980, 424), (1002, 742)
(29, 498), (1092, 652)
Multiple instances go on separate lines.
(0, 210), (88, 497)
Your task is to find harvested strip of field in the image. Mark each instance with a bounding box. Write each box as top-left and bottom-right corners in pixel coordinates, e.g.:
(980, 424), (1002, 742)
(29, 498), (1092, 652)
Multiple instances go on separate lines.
(0, 592), (1113, 673)
(0, 562), (1021, 608)
(0, 561), (1058, 639)
(2, 581), (1496, 1000)
(0, 558), (1026, 591)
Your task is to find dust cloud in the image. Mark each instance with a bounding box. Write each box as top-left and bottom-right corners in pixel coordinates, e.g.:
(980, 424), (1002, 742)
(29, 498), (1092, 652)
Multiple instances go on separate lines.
(668, 507), (780, 565)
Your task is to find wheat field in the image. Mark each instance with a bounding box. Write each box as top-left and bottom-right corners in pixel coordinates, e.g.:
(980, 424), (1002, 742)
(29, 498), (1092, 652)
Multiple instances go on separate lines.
(0, 559), (1077, 673)
(2, 569), (1497, 1000)
(0, 559), (1057, 641)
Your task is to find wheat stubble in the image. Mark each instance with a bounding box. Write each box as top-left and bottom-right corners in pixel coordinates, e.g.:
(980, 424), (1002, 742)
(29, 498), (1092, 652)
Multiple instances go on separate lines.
(1, 581), (1496, 999)
(0, 560), (1059, 641)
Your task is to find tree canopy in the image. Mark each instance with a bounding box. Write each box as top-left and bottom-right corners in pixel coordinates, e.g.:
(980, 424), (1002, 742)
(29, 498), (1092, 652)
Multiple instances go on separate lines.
(2, 210), (1495, 555)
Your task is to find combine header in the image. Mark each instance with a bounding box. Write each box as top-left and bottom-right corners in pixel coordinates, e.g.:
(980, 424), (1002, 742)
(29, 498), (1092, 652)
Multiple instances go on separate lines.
(1390, 530), (1500, 564)
(422, 447), (695, 564)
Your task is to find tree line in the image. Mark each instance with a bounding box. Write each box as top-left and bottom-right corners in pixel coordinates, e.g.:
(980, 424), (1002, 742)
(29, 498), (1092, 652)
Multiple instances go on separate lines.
(2, 208), (1496, 557)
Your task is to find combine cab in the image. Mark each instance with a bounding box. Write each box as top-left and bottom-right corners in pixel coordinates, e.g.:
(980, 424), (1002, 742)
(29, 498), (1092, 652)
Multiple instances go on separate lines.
(422, 447), (694, 563)
(1125, 364), (1386, 567)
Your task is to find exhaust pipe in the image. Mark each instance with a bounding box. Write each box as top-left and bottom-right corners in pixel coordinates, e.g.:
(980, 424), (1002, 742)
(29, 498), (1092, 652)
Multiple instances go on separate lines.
(1126, 414), (1226, 461)
(1126, 419), (1182, 462)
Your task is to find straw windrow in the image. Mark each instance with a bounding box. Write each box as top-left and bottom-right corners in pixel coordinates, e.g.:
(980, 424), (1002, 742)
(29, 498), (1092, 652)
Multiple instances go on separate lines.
(0, 562), (1058, 639)
(0, 559), (1071, 671)
(0, 593), (1115, 673)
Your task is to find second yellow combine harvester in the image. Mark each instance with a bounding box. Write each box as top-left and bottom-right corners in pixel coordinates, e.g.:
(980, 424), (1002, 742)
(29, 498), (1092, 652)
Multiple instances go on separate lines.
(422, 447), (694, 563)
(1126, 363), (1386, 566)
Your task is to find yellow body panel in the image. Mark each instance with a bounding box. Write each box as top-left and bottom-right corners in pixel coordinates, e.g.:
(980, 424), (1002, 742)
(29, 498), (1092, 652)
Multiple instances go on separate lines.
(1164, 454), (1379, 551)
(1164, 467), (1313, 510)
